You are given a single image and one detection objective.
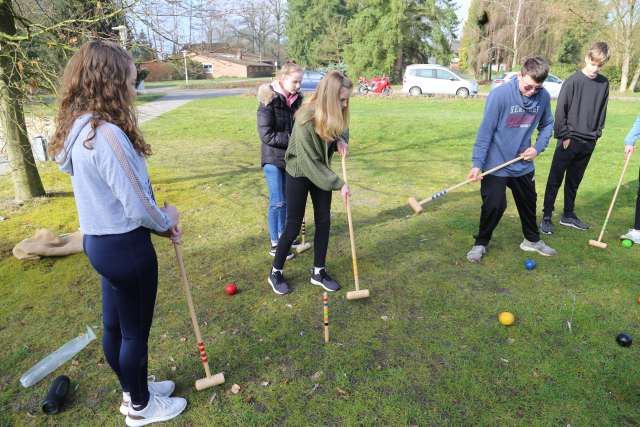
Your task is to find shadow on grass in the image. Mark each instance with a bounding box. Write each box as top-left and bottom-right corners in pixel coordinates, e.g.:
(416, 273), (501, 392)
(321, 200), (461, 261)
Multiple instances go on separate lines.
(155, 165), (262, 185)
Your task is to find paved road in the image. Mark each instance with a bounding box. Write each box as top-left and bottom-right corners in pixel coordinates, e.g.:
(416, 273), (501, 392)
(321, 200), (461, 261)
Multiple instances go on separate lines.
(137, 87), (249, 123)
(0, 87), (250, 175)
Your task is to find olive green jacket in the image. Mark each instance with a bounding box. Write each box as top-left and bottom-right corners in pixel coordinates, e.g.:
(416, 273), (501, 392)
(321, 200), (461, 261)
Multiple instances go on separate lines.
(285, 110), (348, 191)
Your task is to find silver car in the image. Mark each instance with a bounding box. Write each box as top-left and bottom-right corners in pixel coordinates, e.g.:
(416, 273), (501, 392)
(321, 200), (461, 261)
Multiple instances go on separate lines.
(490, 72), (564, 98)
(403, 64), (478, 98)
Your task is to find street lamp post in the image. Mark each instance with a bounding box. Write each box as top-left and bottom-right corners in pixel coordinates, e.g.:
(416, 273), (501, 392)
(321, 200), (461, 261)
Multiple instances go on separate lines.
(181, 49), (189, 87)
(111, 25), (127, 48)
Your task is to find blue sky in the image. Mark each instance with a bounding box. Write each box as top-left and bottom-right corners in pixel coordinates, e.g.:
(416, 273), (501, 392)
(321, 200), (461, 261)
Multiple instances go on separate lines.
(455, 0), (472, 36)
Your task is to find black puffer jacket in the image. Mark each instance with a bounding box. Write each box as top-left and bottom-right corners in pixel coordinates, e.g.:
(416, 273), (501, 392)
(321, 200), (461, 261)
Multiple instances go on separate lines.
(257, 83), (304, 168)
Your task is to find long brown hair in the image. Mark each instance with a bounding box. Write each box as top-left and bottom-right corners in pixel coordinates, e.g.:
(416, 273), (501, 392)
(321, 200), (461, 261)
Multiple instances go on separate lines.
(296, 70), (352, 142)
(49, 40), (150, 158)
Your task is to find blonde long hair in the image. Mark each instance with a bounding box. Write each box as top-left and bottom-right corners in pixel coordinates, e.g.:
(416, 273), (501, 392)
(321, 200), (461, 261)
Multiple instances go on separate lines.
(49, 40), (150, 158)
(297, 70), (352, 142)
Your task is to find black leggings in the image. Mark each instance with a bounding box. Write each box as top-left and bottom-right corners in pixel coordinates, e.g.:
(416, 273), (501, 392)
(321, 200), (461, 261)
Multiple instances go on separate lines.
(274, 173), (332, 269)
(83, 227), (158, 407)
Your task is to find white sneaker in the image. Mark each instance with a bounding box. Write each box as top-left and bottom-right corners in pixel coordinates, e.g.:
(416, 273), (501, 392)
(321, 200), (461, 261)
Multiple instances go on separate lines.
(466, 245), (487, 262)
(520, 239), (558, 256)
(119, 376), (176, 415)
(125, 393), (187, 427)
(621, 228), (640, 244)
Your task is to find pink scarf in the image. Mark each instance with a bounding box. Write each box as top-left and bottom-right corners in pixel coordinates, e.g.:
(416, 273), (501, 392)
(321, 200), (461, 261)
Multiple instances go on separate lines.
(273, 81), (299, 108)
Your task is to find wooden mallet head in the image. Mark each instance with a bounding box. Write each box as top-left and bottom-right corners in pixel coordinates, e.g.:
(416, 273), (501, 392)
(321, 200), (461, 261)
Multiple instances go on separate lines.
(408, 197), (423, 214)
(588, 239), (608, 249)
(195, 372), (225, 391)
(296, 242), (312, 254)
(346, 289), (370, 300)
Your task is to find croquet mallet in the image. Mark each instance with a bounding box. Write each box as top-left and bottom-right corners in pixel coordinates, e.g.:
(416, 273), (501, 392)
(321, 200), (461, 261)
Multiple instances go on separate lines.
(589, 152), (633, 249)
(172, 241), (225, 390)
(296, 218), (312, 254)
(408, 155), (526, 214)
(341, 156), (370, 300)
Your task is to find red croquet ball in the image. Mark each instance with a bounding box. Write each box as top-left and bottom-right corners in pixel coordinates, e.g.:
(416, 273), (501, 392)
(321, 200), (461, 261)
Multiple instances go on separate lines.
(637, 295), (640, 305)
(225, 283), (238, 296)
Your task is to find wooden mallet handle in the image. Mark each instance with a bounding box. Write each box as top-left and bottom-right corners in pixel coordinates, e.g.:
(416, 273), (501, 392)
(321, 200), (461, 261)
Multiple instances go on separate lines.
(341, 155), (360, 292)
(173, 241), (212, 378)
(591, 152), (633, 246)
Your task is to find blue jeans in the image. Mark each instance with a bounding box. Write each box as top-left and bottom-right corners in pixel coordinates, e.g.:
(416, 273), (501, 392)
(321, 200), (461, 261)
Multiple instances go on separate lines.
(264, 164), (287, 242)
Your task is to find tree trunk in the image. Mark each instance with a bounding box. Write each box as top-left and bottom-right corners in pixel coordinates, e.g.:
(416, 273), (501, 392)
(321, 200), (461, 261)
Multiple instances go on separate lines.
(629, 60), (640, 93)
(0, 0), (46, 202)
(511, 0), (523, 69)
(620, 34), (631, 92)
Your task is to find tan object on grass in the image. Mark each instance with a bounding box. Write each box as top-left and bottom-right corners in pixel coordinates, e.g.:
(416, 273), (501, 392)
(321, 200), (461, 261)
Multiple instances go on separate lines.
(12, 229), (83, 260)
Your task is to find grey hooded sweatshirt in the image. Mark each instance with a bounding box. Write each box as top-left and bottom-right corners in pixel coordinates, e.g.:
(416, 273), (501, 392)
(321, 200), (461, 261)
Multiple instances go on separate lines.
(56, 114), (172, 235)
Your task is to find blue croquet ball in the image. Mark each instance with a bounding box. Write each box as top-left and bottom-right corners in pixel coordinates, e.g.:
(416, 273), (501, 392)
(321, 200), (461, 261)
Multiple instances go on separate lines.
(524, 259), (536, 270)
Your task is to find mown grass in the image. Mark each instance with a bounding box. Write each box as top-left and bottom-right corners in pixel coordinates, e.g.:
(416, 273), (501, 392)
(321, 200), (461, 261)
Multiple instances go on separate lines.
(1, 95), (640, 426)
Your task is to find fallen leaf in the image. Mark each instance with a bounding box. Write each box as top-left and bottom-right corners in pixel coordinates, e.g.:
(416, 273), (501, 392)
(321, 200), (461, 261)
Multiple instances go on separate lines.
(171, 366), (177, 372)
(261, 381), (270, 387)
(381, 316), (389, 321)
(208, 393), (217, 404)
(507, 338), (515, 345)
(180, 337), (187, 342)
(243, 395), (253, 403)
(336, 387), (349, 396)
(283, 378), (289, 385)
(231, 383), (241, 394)
(311, 371), (324, 381)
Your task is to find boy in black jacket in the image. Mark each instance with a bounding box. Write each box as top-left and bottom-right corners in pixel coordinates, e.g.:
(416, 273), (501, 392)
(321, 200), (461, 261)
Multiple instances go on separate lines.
(540, 42), (610, 234)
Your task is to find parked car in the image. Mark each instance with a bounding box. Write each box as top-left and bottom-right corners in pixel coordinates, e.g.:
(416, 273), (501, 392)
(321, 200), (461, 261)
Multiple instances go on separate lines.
(490, 72), (564, 98)
(301, 70), (326, 92)
(402, 64), (478, 98)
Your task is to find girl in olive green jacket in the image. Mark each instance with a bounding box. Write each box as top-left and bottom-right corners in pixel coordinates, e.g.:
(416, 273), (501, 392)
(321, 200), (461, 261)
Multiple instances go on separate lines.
(268, 71), (352, 295)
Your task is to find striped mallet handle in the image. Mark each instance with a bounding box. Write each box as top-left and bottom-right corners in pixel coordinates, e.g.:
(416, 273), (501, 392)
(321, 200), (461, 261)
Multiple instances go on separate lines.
(417, 155), (526, 206)
(173, 242), (212, 378)
(323, 292), (329, 343)
(301, 218), (306, 245)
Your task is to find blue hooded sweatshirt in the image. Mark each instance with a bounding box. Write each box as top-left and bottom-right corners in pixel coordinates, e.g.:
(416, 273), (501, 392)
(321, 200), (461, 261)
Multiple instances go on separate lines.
(56, 114), (172, 235)
(472, 76), (554, 177)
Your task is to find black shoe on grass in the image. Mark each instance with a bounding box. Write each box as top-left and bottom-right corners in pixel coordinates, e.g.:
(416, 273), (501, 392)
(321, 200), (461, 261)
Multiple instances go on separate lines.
(309, 268), (341, 292)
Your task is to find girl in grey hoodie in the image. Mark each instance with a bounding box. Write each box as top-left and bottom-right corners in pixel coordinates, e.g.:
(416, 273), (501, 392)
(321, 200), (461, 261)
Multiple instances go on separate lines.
(49, 40), (186, 427)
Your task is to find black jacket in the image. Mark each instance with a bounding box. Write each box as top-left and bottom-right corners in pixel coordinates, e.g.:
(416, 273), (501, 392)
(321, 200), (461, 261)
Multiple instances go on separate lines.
(257, 83), (304, 168)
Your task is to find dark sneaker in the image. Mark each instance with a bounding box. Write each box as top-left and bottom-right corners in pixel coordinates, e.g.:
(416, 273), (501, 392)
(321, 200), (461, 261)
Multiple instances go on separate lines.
(540, 217), (554, 235)
(269, 245), (295, 260)
(309, 268), (341, 292)
(268, 270), (291, 295)
(559, 215), (590, 231)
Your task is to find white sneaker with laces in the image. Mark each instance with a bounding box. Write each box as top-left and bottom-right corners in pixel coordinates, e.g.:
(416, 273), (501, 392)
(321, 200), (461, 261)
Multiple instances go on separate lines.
(520, 239), (558, 256)
(125, 393), (187, 427)
(119, 376), (176, 415)
(621, 228), (640, 244)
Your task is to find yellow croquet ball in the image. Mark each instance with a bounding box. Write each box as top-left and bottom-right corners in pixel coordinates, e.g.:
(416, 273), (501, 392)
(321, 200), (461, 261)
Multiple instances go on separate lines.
(498, 311), (515, 326)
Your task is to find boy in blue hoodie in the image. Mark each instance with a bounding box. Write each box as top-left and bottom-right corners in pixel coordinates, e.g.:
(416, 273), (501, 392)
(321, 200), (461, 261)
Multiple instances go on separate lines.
(467, 57), (558, 262)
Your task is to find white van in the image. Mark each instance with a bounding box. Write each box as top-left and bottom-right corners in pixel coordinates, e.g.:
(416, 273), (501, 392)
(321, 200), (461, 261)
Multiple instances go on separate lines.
(403, 64), (478, 98)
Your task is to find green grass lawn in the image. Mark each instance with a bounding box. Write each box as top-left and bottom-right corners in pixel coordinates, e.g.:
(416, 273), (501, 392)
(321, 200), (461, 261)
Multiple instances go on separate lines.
(2, 95), (640, 425)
